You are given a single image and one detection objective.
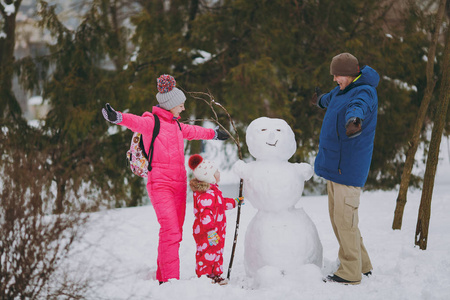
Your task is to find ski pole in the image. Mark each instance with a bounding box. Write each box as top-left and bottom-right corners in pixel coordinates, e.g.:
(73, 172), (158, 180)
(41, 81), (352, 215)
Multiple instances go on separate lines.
(227, 178), (243, 279)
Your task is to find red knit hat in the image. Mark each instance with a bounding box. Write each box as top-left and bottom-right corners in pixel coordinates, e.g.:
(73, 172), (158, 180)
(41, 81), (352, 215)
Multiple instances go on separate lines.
(189, 154), (218, 184)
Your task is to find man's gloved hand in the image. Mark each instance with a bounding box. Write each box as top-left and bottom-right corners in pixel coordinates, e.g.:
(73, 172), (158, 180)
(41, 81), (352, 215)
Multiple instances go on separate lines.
(345, 117), (362, 138)
(102, 103), (122, 124)
(207, 230), (220, 246)
(311, 87), (324, 107)
(214, 126), (229, 140)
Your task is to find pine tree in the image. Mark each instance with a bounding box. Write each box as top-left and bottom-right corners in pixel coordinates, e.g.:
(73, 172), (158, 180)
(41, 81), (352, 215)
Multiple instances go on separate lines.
(34, 1), (137, 212)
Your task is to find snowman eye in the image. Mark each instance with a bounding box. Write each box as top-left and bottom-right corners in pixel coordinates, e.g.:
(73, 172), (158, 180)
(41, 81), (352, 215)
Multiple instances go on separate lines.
(276, 129), (281, 132)
(261, 129), (267, 131)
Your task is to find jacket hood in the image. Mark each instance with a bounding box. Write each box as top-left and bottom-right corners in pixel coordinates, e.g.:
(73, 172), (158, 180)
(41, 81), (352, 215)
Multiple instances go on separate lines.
(189, 178), (212, 193)
(353, 65), (380, 89)
(150, 105), (180, 122)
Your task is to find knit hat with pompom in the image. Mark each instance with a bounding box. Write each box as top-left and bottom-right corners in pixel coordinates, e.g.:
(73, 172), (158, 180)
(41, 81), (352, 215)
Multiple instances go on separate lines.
(156, 74), (186, 110)
(188, 154), (218, 184)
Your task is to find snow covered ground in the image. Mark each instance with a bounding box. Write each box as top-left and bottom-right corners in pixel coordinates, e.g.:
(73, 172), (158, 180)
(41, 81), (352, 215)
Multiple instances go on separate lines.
(67, 144), (450, 300)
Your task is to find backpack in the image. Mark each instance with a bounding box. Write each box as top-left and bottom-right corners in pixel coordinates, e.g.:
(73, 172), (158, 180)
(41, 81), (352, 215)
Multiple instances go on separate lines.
(126, 115), (160, 178)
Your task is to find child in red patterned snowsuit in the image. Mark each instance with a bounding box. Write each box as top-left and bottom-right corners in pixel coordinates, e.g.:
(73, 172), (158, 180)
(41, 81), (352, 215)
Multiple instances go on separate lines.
(188, 154), (242, 285)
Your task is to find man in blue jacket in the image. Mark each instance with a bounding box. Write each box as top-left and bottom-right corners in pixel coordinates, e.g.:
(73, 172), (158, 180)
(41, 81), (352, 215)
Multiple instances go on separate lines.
(311, 53), (379, 285)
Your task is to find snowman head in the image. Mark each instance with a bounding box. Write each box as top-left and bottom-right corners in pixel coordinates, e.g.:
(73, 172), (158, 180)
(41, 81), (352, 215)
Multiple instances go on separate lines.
(246, 117), (296, 161)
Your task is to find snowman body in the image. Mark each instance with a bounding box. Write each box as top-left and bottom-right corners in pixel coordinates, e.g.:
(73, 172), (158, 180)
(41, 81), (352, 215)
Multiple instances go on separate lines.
(233, 117), (323, 278)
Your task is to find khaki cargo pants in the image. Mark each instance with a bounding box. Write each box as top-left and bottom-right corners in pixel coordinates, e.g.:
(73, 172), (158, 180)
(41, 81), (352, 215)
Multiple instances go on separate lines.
(327, 181), (373, 282)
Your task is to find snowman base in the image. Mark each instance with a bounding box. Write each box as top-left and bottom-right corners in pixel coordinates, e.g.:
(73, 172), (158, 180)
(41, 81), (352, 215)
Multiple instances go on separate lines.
(244, 208), (323, 278)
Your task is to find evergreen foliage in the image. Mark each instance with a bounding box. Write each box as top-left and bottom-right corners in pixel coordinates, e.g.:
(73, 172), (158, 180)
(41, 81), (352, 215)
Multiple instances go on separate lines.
(2, 0), (449, 211)
(12, 0), (145, 212)
(186, 0), (444, 189)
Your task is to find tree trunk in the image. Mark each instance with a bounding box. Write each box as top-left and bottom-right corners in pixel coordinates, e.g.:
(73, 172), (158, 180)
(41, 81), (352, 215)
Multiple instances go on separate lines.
(54, 180), (66, 214)
(415, 24), (450, 250)
(392, 0), (448, 230)
(185, 0), (199, 41)
(0, 0), (23, 119)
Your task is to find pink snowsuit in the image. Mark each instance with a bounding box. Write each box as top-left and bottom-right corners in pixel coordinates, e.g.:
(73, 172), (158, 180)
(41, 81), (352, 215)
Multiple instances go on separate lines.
(192, 184), (237, 277)
(119, 106), (215, 282)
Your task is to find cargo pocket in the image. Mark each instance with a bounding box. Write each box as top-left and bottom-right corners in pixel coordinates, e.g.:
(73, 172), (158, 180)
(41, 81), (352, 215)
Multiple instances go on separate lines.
(343, 196), (359, 229)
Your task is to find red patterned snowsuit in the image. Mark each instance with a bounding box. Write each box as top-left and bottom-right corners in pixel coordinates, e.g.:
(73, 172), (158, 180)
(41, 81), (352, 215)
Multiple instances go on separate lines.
(119, 106), (215, 282)
(192, 184), (237, 277)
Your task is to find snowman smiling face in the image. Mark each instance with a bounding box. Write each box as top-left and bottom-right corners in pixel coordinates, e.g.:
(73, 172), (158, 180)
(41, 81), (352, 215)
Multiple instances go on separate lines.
(246, 117), (296, 161)
(262, 128), (280, 147)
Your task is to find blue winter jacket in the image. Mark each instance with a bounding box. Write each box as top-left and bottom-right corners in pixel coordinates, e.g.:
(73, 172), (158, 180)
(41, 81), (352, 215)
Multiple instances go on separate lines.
(314, 65), (380, 187)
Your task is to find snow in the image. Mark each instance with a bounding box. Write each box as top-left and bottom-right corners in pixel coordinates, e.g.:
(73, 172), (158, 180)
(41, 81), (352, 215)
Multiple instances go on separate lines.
(383, 75), (418, 92)
(66, 138), (450, 300)
(2, 0), (15, 16)
(28, 95), (43, 105)
(192, 50), (213, 65)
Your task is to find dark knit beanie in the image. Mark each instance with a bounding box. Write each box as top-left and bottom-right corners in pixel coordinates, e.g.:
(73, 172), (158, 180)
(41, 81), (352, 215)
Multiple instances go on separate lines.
(330, 53), (360, 76)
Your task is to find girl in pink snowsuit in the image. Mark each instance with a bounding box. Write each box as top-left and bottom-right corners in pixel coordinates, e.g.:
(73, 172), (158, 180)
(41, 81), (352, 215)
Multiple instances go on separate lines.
(102, 75), (229, 283)
(188, 154), (242, 284)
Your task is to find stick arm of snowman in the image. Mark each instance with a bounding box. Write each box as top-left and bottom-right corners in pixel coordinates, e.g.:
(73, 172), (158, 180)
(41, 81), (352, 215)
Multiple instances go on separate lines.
(186, 91), (245, 280)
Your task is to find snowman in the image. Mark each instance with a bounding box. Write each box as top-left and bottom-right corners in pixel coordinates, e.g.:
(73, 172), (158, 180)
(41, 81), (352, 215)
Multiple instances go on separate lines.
(233, 117), (323, 280)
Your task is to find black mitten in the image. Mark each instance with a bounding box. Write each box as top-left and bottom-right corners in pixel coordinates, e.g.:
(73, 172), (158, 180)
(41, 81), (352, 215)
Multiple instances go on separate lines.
(214, 126), (229, 140)
(102, 103), (122, 124)
(311, 87), (324, 107)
